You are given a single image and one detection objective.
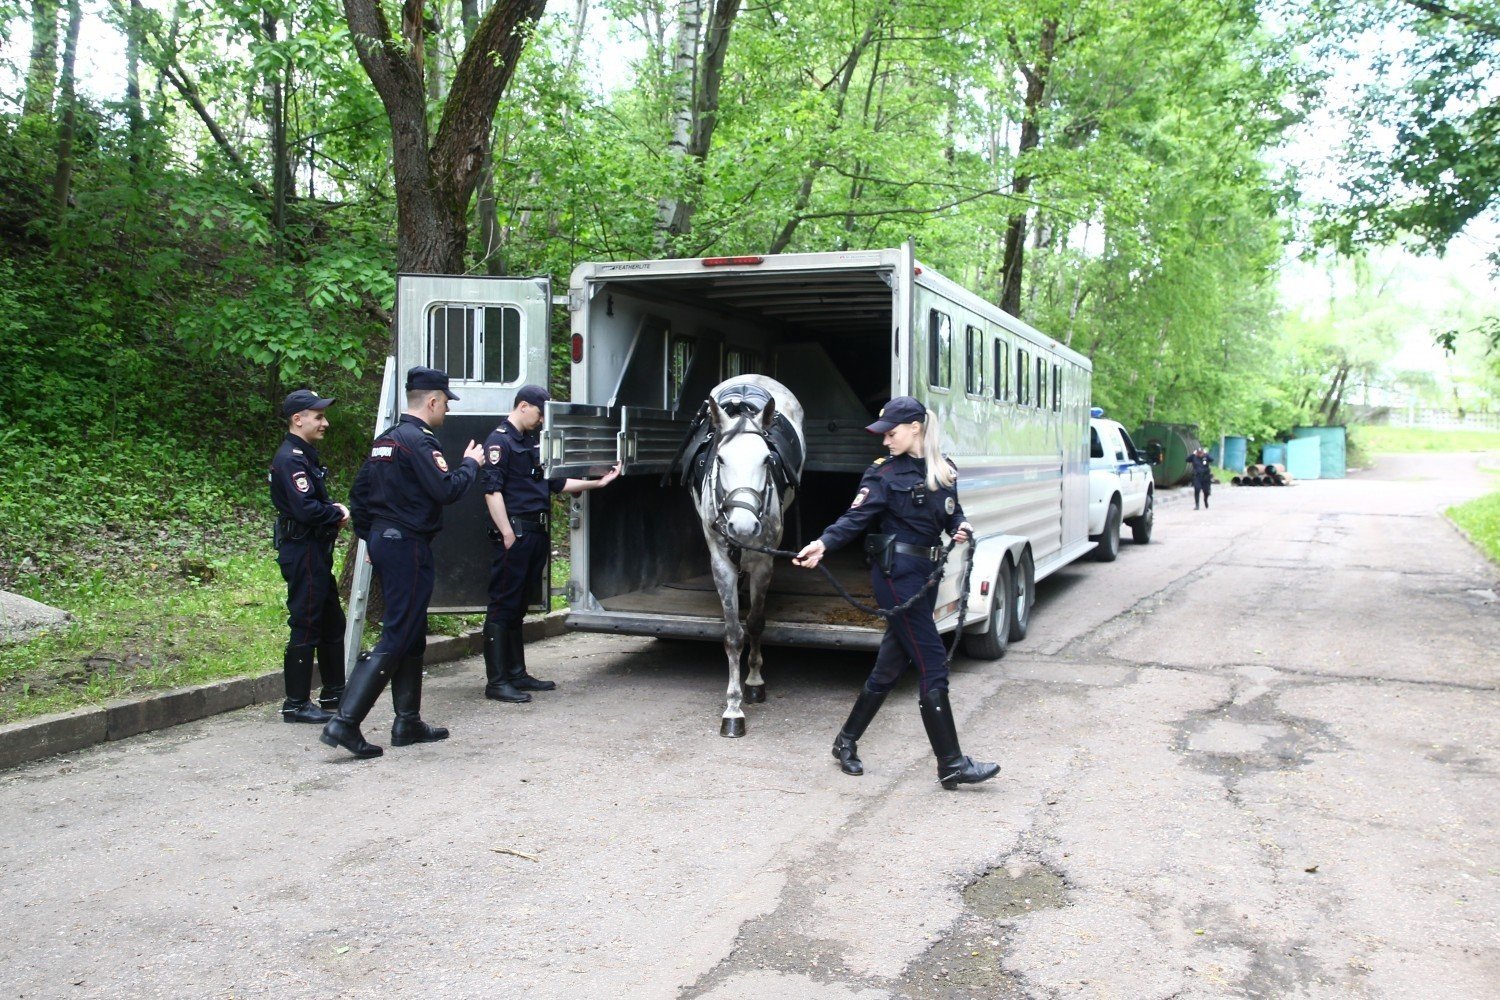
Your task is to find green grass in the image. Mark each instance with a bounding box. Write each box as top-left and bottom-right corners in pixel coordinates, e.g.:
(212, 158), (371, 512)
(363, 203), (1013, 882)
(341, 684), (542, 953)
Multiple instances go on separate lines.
(1449, 489), (1500, 566)
(1354, 426), (1500, 455)
(0, 549), (289, 723)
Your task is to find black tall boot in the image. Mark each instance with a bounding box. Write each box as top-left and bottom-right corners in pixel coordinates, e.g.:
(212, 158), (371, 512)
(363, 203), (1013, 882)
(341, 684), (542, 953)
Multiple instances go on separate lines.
(483, 622), (531, 703)
(316, 640), (346, 710)
(319, 652), (393, 758)
(506, 627), (556, 692)
(390, 656), (449, 747)
(282, 644), (333, 724)
(831, 687), (888, 776)
(918, 690), (1000, 790)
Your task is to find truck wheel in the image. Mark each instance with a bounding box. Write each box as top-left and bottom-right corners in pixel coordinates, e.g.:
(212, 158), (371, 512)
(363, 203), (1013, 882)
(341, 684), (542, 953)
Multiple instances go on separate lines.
(961, 559), (1013, 660)
(1007, 549), (1034, 643)
(1129, 492), (1154, 544)
(1093, 499), (1121, 562)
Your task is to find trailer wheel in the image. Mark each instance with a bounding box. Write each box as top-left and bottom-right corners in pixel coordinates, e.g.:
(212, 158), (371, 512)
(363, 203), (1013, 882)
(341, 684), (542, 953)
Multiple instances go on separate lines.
(1007, 548), (1035, 643)
(1129, 491), (1154, 544)
(961, 559), (1013, 661)
(1092, 499), (1121, 562)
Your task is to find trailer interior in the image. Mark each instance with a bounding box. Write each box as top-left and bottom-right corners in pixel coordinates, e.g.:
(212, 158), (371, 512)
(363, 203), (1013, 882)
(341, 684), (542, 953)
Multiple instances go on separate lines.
(575, 265), (911, 638)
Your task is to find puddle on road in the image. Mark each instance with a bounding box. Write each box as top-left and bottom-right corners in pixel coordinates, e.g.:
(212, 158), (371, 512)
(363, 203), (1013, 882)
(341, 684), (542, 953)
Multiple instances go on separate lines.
(897, 862), (1069, 999)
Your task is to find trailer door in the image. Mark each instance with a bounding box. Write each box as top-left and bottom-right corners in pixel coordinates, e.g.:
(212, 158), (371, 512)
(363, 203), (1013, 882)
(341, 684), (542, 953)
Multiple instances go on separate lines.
(393, 274), (553, 613)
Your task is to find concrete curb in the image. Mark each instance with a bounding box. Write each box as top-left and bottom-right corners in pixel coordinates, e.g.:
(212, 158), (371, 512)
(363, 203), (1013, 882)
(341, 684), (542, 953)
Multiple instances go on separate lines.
(0, 609), (570, 772)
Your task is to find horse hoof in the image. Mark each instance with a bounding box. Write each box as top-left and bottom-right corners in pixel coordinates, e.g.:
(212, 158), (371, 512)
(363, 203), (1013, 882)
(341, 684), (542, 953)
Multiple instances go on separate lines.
(744, 684), (766, 704)
(720, 717), (746, 738)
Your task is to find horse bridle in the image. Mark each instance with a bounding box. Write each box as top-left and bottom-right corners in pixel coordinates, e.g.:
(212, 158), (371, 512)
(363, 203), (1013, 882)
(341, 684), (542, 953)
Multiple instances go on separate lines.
(707, 412), (778, 540)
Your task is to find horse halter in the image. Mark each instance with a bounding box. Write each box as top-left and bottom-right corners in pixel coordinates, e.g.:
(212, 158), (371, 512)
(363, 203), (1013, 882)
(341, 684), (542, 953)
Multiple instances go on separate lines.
(708, 411), (776, 540)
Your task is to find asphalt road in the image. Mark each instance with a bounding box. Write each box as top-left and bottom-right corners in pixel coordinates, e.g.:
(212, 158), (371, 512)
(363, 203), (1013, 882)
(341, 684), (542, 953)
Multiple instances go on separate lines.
(2, 451), (1496, 1000)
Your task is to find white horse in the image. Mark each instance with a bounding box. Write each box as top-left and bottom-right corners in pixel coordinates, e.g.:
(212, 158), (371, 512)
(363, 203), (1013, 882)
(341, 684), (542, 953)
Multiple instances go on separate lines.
(687, 376), (805, 737)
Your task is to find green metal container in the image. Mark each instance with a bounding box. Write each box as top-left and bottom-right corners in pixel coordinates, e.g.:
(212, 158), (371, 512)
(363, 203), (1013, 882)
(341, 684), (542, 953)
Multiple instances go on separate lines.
(1134, 421), (1204, 488)
(1291, 425), (1347, 479)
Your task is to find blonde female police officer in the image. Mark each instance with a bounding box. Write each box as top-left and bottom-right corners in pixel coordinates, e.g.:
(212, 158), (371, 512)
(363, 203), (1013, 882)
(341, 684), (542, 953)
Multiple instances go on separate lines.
(794, 396), (999, 789)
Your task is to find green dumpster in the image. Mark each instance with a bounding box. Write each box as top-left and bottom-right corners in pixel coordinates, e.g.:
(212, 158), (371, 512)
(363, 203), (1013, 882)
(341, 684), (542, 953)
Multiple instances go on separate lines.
(1135, 421), (1204, 488)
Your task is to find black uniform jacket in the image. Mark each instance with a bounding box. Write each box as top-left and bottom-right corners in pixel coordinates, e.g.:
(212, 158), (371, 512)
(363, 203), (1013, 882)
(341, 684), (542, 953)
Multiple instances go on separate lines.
(480, 418), (565, 516)
(268, 434), (344, 531)
(819, 453), (965, 552)
(350, 414), (478, 540)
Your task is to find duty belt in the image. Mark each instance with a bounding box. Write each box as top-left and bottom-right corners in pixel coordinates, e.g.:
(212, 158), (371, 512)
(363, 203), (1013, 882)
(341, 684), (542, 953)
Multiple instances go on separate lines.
(510, 513), (548, 530)
(894, 541), (942, 562)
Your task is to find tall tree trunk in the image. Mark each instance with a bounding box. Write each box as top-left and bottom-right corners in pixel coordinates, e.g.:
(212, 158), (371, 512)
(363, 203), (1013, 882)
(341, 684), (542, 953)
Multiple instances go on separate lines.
(50, 0), (81, 215)
(343, 0), (546, 273)
(125, 0), (144, 172)
(655, 0), (741, 251)
(655, 0), (704, 249)
(263, 10), (290, 234)
(463, 0), (502, 275)
(24, 0), (60, 118)
(999, 17), (1057, 319)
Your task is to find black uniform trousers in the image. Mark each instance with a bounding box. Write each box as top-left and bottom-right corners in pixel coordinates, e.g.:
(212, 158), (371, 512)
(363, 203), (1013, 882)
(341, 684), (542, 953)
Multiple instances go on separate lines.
(1192, 475), (1212, 507)
(866, 553), (949, 698)
(487, 529), (547, 629)
(368, 525), (435, 662)
(277, 538), (345, 648)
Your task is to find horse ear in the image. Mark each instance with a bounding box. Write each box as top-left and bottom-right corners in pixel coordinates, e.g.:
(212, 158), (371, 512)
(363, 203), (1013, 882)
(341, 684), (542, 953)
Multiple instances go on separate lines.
(708, 401), (725, 430)
(761, 397), (777, 428)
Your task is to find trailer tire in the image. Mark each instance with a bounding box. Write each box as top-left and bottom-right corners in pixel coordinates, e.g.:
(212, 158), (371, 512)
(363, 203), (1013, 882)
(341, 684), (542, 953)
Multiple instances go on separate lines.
(1128, 491), (1154, 544)
(961, 559), (1013, 661)
(1007, 549), (1035, 643)
(1093, 499), (1121, 562)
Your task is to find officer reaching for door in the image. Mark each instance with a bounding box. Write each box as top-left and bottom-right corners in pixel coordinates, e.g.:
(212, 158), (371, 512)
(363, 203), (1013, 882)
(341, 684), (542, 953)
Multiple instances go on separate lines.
(481, 384), (619, 702)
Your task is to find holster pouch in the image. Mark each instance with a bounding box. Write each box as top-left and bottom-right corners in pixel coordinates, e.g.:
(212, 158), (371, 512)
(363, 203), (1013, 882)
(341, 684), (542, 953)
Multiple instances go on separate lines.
(863, 533), (896, 575)
(274, 516), (311, 548)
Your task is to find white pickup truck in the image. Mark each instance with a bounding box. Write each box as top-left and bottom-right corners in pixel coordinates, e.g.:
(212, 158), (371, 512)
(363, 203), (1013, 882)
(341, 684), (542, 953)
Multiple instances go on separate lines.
(1088, 410), (1155, 561)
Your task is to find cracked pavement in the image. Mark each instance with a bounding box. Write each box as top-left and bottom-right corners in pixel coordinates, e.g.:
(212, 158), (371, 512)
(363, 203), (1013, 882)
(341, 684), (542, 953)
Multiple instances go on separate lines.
(1, 452), (1496, 999)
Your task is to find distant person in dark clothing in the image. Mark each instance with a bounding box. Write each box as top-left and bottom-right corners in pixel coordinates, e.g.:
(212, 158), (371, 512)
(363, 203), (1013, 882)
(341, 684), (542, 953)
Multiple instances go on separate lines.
(1188, 447), (1213, 510)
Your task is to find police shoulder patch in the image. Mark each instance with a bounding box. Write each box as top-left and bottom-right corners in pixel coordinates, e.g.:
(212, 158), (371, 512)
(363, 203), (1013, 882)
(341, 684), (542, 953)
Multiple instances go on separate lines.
(851, 487), (870, 508)
(434, 452), (449, 472)
(293, 472), (311, 493)
(487, 444), (503, 465)
(944, 496), (955, 515)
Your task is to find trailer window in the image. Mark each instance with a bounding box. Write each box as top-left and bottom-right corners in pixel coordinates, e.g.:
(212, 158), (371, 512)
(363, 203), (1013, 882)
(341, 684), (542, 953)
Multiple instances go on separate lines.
(965, 325), (985, 395)
(1016, 348), (1030, 404)
(668, 335), (694, 408)
(928, 310), (952, 389)
(1035, 356), (1047, 409)
(993, 337), (1009, 401)
(1052, 364), (1062, 411)
(427, 303), (521, 383)
(724, 347), (758, 378)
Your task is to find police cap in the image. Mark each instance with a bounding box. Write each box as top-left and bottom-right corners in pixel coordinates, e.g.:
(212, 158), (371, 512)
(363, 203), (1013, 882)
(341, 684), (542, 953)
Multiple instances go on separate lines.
(865, 395), (927, 433)
(515, 384), (551, 409)
(406, 365), (459, 401)
(282, 388), (335, 418)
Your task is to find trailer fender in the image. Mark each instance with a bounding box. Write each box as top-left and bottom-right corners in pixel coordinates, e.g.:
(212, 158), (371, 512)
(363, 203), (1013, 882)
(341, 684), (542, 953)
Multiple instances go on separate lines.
(962, 533), (1029, 634)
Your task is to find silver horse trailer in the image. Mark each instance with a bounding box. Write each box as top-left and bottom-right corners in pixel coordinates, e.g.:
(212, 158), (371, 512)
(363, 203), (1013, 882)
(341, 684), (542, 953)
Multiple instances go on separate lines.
(547, 245), (1095, 658)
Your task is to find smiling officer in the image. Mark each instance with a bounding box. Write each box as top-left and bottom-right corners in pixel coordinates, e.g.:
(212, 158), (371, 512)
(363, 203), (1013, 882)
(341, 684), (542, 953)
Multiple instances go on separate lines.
(268, 388), (349, 724)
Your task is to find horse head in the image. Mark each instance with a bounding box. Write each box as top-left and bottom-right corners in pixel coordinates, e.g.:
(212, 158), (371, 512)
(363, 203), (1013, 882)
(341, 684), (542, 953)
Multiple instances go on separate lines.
(707, 395), (781, 543)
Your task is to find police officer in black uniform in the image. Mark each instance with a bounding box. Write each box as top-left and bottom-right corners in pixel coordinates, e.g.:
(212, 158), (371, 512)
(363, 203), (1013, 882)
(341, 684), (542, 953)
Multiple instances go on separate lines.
(1188, 446), (1213, 510)
(480, 384), (619, 702)
(794, 395), (999, 789)
(320, 367), (484, 759)
(268, 388), (349, 724)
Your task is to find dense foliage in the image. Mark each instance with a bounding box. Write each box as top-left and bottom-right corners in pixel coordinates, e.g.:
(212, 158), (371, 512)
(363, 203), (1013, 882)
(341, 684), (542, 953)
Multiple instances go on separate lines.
(0, 0), (1492, 595)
